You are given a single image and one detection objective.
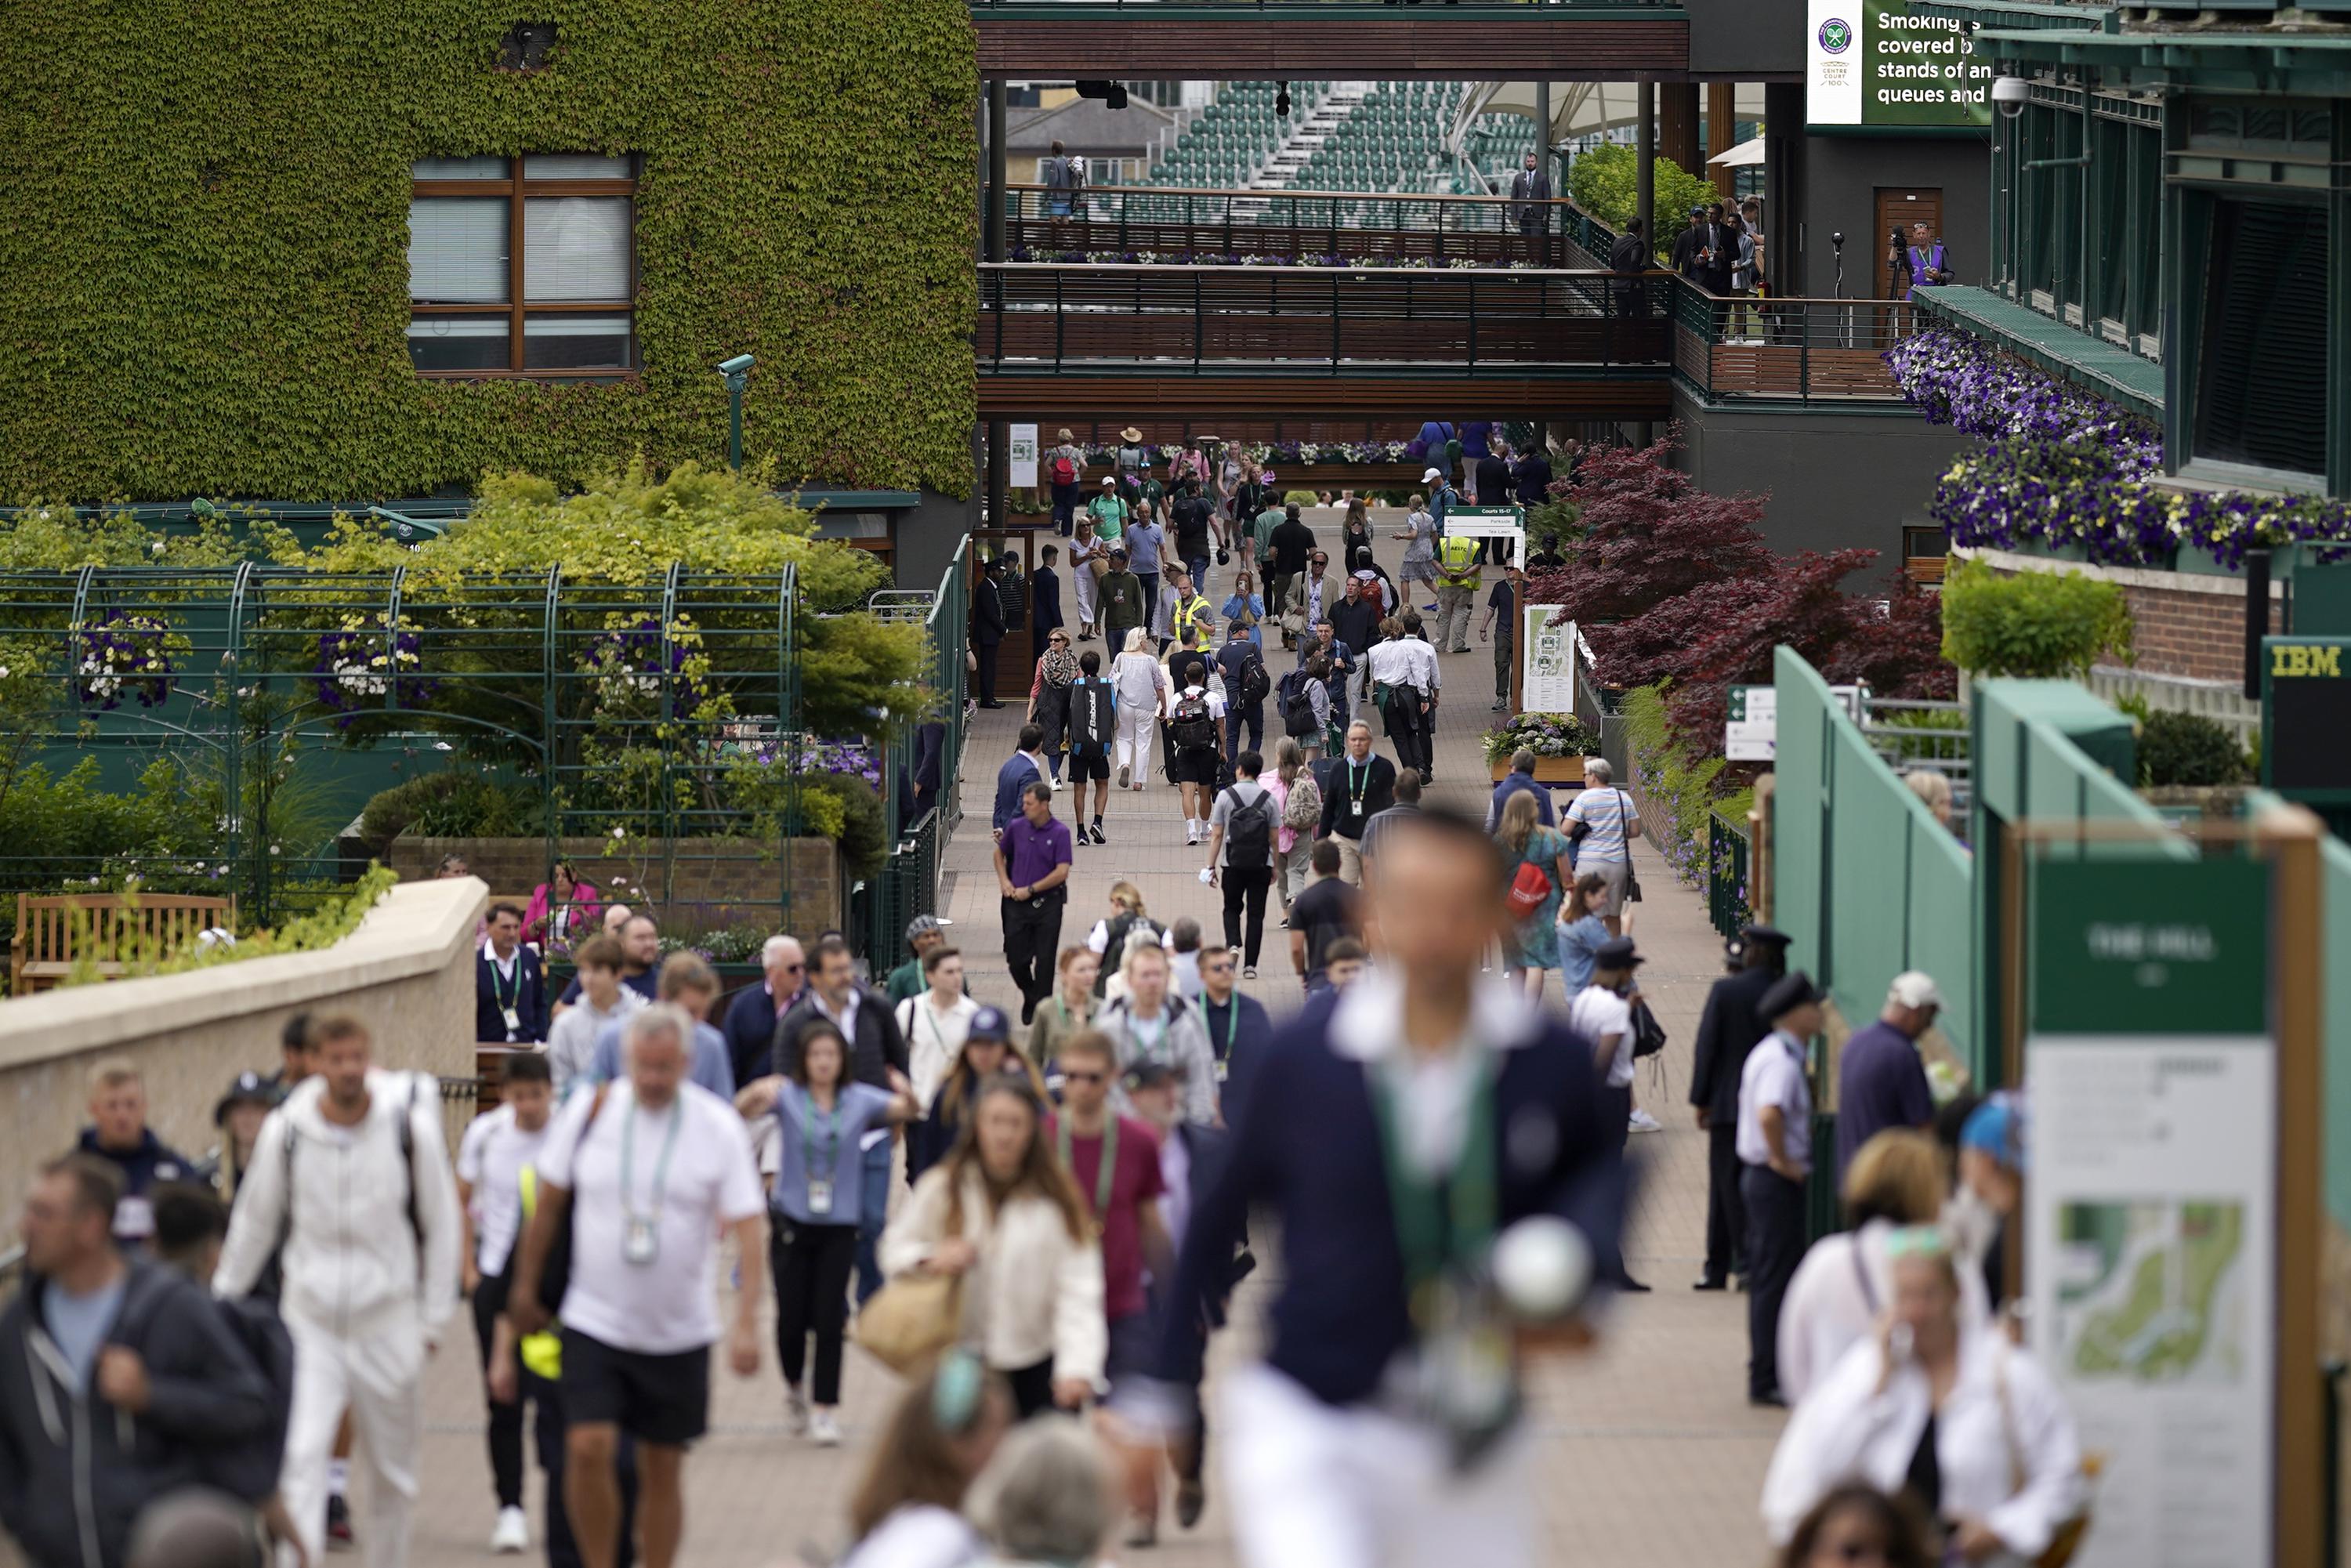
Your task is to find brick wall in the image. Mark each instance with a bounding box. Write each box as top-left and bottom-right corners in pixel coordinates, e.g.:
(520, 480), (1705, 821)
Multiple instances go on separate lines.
(387, 835), (846, 938)
(1971, 550), (2277, 684)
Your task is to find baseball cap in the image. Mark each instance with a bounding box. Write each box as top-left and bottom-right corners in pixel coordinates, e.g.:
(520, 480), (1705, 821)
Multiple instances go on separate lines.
(905, 914), (944, 946)
(966, 1005), (1012, 1043)
(1689, 205), (1706, 217)
(1887, 971), (1943, 1010)
(1123, 1060), (1184, 1093)
(1741, 924), (1791, 948)
(1422, 466), (1444, 482)
(1595, 936), (1644, 969)
(1961, 1093), (2027, 1172)
(1101, 476), (1116, 487)
(214, 1070), (283, 1127)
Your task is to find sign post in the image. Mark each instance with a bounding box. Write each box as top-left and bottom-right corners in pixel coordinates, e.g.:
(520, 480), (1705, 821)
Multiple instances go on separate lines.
(1442, 504), (1525, 570)
(2012, 820), (2324, 1568)
(1008, 423), (1039, 490)
(1726, 683), (1864, 761)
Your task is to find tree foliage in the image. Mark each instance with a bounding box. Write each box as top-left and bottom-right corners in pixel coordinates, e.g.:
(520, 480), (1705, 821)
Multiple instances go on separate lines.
(1939, 558), (2133, 678)
(1564, 145), (1719, 259)
(0, 0), (978, 503)
(1524, 435), (1774, 625)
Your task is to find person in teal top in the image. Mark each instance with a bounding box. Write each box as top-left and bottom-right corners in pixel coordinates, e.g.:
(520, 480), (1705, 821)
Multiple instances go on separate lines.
(1556, 871), (1612, 995)
(1496, 791), (1577, 999)
(1088, 479), (1129, 543)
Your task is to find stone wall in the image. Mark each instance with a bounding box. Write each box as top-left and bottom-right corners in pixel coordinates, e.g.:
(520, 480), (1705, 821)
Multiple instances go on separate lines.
(0, 878), (484, 1233)
(386, 835), (846, 940)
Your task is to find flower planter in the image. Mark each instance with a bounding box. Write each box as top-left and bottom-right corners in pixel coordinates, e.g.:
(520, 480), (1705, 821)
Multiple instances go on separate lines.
(1491, 756), (1586, 786)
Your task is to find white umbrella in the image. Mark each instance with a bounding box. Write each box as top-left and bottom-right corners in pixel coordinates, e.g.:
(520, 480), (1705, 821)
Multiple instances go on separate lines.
(1708, 138), (1768, 168)
(1450, 81), (1770, 153)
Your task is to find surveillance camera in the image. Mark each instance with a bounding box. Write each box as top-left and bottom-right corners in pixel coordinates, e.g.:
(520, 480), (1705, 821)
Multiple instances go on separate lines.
(1831, 231), (1845, 248)
(717, 353), (755, 376)
(1992, 76), (2028, 118)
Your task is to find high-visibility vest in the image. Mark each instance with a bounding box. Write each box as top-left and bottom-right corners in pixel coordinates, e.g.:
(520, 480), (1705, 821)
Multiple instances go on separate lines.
(1172, 594), (1214, 643)
(1436, 534), (1482, 586)
(516, 1166), (563, 1382)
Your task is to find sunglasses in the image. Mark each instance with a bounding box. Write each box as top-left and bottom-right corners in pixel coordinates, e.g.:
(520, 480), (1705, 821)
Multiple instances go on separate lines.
(1063, 1069), (1107, 1085)
(777, 962), (805, 973)
(1885, 1225), (1951, 1259)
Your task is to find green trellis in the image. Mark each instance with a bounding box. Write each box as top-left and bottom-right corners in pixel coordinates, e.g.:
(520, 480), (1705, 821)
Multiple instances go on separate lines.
(0, 560), (875, 934)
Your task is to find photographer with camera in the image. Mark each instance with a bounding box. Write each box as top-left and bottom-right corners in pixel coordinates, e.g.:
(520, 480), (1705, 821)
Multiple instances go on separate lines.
(1894, 220), (1954, 301)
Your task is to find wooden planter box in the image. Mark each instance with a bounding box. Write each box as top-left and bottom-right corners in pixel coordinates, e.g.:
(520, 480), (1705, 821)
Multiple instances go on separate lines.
(1490, 755), (1586, 785)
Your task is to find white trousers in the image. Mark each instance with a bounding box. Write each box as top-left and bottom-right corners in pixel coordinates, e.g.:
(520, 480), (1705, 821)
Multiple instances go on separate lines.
(1074, 567), (1099, 627)
(1115, 708), (1155, 782)
(1219, 1363), (1534, 1568)
(280, 1311), (426, 1568)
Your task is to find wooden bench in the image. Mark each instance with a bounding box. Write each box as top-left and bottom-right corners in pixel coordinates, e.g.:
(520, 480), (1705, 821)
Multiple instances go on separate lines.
(9, 893), (237, 994)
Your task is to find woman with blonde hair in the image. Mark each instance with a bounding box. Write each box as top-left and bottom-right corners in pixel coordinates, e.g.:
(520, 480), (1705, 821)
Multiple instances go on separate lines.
(1024, 945), (1100, 1077)
(1266, 736), (1320, 916)
(1775, 1129), (1989, 1403)
(1219, 567), (1265, 649)
(879, 1074), (1106, 1419)
(1110, 626), (1166, 790)
(1085, 882), (1158, 1003)
(1762, 1229), (2082, 1563)
(1496, 789), (1575, 998)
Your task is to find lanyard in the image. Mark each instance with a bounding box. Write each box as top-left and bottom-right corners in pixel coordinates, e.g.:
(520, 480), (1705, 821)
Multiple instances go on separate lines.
(487, 950), (520, 1009)
(1127, 1009), (1168, 1063)
(1214, 996), (1239, 1062)
(1058, 1115), (1119, 1227)
(618, 1097), (684, 1223)
(799, 1086), (842, 1178)
(1367, 1054), (1499, 1327)
(1347, 759), (1370, 814)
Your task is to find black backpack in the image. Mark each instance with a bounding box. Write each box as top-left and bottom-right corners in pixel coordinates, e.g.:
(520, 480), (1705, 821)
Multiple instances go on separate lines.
(1223, 786), (1273, 870)
(208, 1295), (296, 1505)
(1171, 690), (1215, 751)
(1281, 671), (1320, 738)
(1238, 650), (1272, 706)
(1070, 679), (1114, 755)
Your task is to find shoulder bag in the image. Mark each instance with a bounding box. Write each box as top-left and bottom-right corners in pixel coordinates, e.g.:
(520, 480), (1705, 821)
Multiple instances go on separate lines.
(1994, 1343), (2096, 1568)
(857, 1193), (965, 1374)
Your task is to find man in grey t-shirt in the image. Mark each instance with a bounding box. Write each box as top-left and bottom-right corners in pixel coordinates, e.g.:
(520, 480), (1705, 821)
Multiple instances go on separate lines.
(1202, 749), (1277, 976)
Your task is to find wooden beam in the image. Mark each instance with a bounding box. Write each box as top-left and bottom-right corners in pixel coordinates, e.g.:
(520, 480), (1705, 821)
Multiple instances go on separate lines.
(976, 19), (1690, 79)
(1707, 81), (1738, 200)
(1658, 84), (1700, 176)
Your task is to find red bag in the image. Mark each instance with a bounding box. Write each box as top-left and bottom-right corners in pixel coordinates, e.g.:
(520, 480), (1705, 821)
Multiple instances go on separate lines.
(1507, 860), (1553, 919)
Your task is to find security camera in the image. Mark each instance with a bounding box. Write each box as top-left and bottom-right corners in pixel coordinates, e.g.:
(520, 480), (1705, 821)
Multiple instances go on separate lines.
(1831, 231), (1845, 248)
(1992, 76), (2028, 118)
(717, 353), (755, 375)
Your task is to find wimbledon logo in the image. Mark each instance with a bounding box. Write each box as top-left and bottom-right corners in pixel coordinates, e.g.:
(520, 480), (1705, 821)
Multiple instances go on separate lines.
(1818, 16), (1853, 52)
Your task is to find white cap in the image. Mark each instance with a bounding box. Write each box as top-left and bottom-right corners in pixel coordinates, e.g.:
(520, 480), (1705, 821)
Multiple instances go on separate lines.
(1888, 971), (1943, 1009)
(1422, 466), (1444, 482)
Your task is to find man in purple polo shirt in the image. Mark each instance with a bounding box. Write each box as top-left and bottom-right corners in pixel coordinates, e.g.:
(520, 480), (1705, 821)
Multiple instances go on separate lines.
(1833, 970), (1942, 1184)
(994, 778), (1074, 1023)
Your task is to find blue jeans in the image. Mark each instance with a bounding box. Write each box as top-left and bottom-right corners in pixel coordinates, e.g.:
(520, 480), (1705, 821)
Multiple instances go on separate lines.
(1225, 702), (1263, 759)
(1186, 553), (1211, 599)
(857, 1138), (892, 1306)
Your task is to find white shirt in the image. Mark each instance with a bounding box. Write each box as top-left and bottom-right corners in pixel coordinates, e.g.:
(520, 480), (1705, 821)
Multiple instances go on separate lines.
(455, 1104), (553, 1275)
(546, 989), (646, 1099)
(1565, 786), (1639, 863)
(1736, 1029), (1812, 1171)
(1163, 683), (1228, 722)
(1157, 1124), (1194, 1256)
(1329, 971), (1541, 1177)
(1366, 636), (1440, 695)
(1567, 983), (1636, 1088)
(838, 1505), (982, 1568)
(1777, 1219), (1994, 1405)
(537, 1079), (764, 1354)
(897, 993), (980, 1112)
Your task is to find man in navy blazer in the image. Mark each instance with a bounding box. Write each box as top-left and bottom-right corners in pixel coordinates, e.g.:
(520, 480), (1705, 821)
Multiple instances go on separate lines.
(1132, 807), (1623, 1567)
(992, 723), (1050, 838)
(475, 902), (549, 1043)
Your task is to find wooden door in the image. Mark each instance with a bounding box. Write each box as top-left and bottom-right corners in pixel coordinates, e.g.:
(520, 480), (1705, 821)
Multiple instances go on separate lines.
(1875, 188), (1944, 298)
(975, 529), (1043, 701)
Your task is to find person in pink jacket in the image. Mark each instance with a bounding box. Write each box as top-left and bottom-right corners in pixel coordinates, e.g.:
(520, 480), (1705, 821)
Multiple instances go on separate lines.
(522, 860), (602, 954)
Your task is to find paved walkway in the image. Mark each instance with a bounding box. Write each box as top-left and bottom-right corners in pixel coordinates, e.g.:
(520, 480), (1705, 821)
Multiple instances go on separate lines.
(407, 515), (1785, 1568)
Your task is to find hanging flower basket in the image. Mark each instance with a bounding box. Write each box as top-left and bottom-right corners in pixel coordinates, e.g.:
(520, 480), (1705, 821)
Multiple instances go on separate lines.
(76, 614), (176, 709)
(314, 613), (433, 715)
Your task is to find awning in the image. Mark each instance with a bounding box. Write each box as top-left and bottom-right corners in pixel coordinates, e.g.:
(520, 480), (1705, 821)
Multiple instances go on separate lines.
(1708, 138), (1768, 168)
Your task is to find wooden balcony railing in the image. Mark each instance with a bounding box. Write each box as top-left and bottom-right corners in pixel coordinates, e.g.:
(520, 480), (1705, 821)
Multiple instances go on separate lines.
(1002, 183), (1587, 268)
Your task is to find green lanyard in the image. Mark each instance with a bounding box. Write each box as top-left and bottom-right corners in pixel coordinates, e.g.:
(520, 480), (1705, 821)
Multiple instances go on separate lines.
(1127, 1009), (1168, 1064)
(487, 950), (520, 1010)
(1057, 1115), (1119, 1231)
(798, 1086), (841, 1179)
(618, 1096), (684, 1222)
(1367, 1054), (1499, 1327)
(1347, 759), (1370, 817)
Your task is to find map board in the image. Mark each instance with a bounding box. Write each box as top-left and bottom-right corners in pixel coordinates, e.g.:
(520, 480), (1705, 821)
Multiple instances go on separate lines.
(1008, 423), (1038, 488)
(2024, 857), (2274, 1568)
(1521, 607), (1576, 714)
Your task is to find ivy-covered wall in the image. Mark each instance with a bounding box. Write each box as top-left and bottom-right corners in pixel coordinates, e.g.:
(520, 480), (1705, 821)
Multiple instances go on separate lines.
(0, 0), (979, 503)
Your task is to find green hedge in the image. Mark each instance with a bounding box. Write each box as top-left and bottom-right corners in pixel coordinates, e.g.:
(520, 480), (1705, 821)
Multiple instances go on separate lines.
(0, 0), (977, 503)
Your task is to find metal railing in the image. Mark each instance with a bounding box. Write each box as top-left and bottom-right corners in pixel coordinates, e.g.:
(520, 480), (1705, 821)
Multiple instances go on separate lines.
(1708, 808), (1752, 942)
(1667, 284), (1916, 404)
(1860, 698), (1973, 820)
(864, 538), (969, 962)
(974, 0), (1671, 9)
(979, 263), (1667, 374)
(1004, 185), (1597, 266)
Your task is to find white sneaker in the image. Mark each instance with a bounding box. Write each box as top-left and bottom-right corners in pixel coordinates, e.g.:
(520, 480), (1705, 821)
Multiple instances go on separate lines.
(786, 1385), (809, 1436)
(811, 1408), (845, 1447)
(491, 1506), (529, 1555)
(1628, 1107), (1663, 1133)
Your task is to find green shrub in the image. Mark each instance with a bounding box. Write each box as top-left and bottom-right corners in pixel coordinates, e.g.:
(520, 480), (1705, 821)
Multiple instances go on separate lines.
(1619, 683), (1737, 885)
(63, 865), (400, 985)
(355, 773), (545, 857)
(1282, 491), (1321, 508)
(799, 773), (888, 876)
(1565, 144), (1718, 261)
(2137, 711), (2248, 788)
(1940, 559), (2134, 679)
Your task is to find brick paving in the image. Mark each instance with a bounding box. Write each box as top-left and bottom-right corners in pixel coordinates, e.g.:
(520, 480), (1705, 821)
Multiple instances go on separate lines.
(408, 515), (1784, 1568)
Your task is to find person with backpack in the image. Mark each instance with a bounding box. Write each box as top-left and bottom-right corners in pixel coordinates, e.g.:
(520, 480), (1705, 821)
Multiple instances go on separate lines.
(1277, 657), (1331, 762)
(1202, 749), (1278, 976)
(1168, 476), (1215, 597)
(1162, 669), (1227, 846)
(1268, 736), (1323, 920)
(1495, 790), (1576, 1002)
(1215, 619), (1270, 759)
(1064, 649), (1114, 843)
(0, 1158), (274, 1568)
(1047, 428), (1084, 536)
(214, 1014), (463, 1568)
(151, 1182), (305, 1564)
(1096, 944), (1219, 1127)
(1086, 882), (1161, 1005)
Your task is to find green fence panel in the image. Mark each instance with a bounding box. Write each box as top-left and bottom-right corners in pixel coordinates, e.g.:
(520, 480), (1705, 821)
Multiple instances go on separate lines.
(1773, 646), (1831, 983)
(1907, 813), (1976, 1071)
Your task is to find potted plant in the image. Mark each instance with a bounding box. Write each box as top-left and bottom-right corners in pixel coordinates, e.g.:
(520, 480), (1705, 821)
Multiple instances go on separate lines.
(1483, 712), (1597, 784)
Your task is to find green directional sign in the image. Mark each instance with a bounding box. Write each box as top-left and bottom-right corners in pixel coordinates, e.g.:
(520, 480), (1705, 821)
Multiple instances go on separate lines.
(2029, 858), (2269, 1037)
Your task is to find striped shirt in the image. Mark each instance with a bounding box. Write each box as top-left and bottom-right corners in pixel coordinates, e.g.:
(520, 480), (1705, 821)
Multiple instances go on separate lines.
(1565, 786), (1639, 863)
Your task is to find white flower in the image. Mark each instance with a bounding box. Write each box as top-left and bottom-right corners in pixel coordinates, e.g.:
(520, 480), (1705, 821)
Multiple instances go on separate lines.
(151, 541), (166, 556)
(612, 827), (627, 839)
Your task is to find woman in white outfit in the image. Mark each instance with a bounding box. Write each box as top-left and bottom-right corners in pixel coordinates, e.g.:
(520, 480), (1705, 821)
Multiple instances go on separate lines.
(1777, 1129), (1988, 1405)
(1069, 519), (1107, 640)
(1110, 627), (1166, 790)
(1761, 1229), (2083, 1567)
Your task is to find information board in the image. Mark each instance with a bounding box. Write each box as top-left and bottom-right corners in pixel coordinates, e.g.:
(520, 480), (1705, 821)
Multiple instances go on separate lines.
(1008, 423), (1038, 489)
(2025, 858), (2274, 1568)
(1521, 607), (1576, 714)
(1444, 504), (1525, 570)
(1806, 0), (1993, 131)
(1726, 683), (1865, 762)
(2260, 636), (2351, 802)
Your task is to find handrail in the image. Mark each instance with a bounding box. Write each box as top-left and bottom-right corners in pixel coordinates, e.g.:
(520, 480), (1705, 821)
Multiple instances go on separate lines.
(977, 259), (1919, 310)
(1005, 182), (1588, 208)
